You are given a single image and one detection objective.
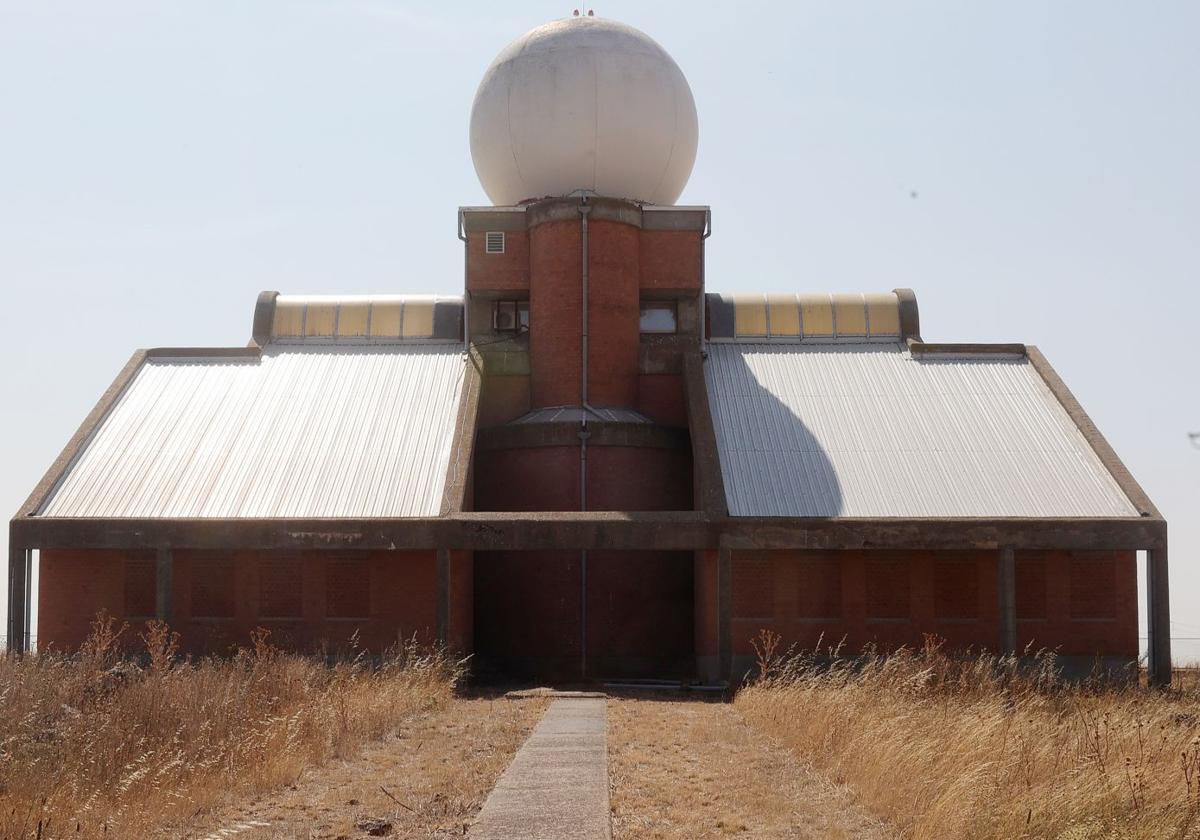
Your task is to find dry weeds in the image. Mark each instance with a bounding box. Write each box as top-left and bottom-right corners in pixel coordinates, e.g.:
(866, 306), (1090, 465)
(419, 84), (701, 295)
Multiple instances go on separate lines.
(737, 632), (1200, 840)
(607, 695), (895, 839)
(177, 695), (547, 839)
(0, 614), (460, 839)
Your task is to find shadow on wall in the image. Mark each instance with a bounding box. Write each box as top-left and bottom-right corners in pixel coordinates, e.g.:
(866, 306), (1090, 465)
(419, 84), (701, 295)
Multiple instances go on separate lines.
(707, 344), (844, 517)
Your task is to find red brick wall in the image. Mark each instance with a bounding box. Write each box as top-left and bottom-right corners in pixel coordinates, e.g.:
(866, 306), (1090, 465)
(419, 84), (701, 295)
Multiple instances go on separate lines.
(38, 548), (442, 656)
(729, 549), (1137, 659)
(473, 446), (692, 512)
(1017, 550), (1137, 657)
(637, 374), (687, 427)
(639, 230), (702, 291)
(529, 220), (583, 407)
(586, 550), (693, 677)
(467, 230), (530, 292)
(473, 549), (582, 679)
(473, 549), (694, 680)
(37, 549), (130, 651)
(585, 219), (640, 407)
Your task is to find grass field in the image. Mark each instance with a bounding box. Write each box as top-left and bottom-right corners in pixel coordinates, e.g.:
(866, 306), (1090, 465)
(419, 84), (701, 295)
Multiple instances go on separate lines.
(736, 632), (1200, 840)
(7, 617), (1200, 839)
(0, 615), (460, 839)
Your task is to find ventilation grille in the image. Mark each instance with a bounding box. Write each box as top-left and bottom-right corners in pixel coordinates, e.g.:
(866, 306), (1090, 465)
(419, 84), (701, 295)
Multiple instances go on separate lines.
(485, 231), (505, 254)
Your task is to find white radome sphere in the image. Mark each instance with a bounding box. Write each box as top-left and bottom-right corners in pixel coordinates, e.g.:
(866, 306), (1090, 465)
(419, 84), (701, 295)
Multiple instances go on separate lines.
(469, 16), (698, 206)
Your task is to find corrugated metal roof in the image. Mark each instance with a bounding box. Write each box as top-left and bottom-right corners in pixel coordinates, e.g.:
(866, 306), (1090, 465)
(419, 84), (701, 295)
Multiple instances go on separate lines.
(39, 345), (465, 518)
(705, 343), (1138, 518)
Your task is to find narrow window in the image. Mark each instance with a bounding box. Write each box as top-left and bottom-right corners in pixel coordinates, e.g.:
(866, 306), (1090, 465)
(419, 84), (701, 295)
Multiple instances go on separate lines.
(492, 299), (530, 332)
(484, 231), (505, 254)
(639, 300), (677, 334)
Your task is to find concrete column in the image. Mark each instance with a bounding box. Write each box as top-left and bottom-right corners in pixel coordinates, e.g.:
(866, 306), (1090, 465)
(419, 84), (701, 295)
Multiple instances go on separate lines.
(6, 544), (31, 653)
(436, 549), (450, 646)
(155, 548), (174, 624)
(997, 547), (1016, 655)
(718, 547), (732, 682)
(1147, 547), (1171, 687)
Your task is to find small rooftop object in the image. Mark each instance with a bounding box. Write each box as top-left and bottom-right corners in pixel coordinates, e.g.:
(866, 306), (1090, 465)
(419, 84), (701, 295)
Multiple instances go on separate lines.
(469, 15), (698, 206)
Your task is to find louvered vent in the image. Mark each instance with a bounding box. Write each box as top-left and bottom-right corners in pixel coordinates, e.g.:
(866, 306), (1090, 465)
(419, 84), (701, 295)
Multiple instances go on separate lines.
(484, 231), (505, 254)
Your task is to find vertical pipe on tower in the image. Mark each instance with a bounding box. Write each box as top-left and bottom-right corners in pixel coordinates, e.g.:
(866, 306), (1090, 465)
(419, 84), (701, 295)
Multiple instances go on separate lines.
(578, 199), (592, 679)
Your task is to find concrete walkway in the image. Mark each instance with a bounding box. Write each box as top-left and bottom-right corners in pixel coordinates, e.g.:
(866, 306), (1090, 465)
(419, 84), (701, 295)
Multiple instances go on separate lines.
(471, 696), (612, 840)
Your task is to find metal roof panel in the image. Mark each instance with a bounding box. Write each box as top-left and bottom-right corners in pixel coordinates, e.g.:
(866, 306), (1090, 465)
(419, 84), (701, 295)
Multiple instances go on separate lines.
(39, 345), (465, 519)
(704, 343), (1138, 518)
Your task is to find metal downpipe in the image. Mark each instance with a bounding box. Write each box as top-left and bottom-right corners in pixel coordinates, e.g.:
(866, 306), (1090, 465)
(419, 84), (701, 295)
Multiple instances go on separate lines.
(578, 199), (592, 679)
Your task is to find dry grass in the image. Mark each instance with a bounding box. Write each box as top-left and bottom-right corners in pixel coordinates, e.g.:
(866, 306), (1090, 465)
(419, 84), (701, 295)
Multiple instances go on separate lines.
(0, 614), (460, 839)
(179, 694), (547, 839)
(737, 632), (1200, 840)
(607, 695), (894, 839)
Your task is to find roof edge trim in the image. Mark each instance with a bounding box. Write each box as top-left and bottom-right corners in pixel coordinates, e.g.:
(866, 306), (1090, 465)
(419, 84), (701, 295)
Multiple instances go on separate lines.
(14, 349), (149, 520)
(1025, 345), (1163, 520)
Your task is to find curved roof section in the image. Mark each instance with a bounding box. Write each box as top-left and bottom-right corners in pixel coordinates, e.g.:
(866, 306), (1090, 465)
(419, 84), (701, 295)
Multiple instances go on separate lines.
(38, 345), (465, 518)
(705, 343), (1139, 518)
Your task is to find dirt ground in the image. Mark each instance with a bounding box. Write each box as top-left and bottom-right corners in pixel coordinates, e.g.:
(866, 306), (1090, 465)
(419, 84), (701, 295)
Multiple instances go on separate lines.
(170, 692), (894, 840)
(607, 695), (896, 839)
(172, 695), (547, 840)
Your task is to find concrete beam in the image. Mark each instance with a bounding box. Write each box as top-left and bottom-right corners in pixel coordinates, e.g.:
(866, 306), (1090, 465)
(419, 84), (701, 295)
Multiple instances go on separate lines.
(1147, 547), (1172, 687)
(7, 543), (30, 653)
(12, 513), (1166, 555)
(997, 547), (1016, 655)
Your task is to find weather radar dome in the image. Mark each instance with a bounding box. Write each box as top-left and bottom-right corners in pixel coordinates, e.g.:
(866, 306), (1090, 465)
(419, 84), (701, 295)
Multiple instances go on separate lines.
(469, 15), (698, 207)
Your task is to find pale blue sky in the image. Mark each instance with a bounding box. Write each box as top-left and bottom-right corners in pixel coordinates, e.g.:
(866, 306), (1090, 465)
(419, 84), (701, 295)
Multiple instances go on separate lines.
(2, 1), (1197, 657)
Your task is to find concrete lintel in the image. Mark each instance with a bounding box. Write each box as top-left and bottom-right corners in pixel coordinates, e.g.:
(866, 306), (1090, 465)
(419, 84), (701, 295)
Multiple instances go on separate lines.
(13, 514), (1166, 555)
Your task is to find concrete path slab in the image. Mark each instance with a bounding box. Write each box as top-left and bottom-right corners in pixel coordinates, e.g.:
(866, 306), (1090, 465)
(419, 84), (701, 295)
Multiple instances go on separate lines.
(471, 697), (612, 840)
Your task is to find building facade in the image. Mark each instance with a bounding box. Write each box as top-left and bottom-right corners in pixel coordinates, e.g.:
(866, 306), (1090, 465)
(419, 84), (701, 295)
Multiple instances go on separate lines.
(7, 15), (1171, 684)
